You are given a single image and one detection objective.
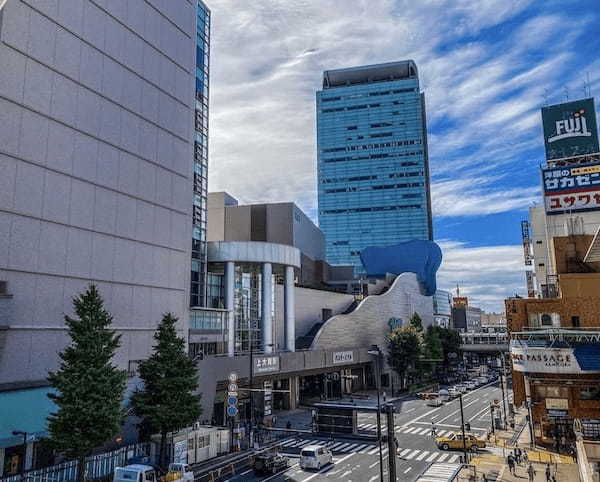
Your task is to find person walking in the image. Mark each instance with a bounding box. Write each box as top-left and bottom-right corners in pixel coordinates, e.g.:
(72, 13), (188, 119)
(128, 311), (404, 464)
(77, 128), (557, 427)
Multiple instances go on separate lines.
(527, 463), (536, 482)
(507, 453), (516, 475)
(545, 464), (552, 482)
(515, 446), (522, 464)
(430, 421), (437, 438)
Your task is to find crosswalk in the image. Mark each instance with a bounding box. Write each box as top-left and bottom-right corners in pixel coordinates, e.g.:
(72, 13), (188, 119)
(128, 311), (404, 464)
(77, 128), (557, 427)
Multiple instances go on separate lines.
(357, 423), (458, 438)
(278, 438), (462, 464)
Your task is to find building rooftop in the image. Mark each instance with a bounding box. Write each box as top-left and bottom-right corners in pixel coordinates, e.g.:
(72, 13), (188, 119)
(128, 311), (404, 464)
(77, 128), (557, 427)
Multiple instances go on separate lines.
(322, 60), (418, 89)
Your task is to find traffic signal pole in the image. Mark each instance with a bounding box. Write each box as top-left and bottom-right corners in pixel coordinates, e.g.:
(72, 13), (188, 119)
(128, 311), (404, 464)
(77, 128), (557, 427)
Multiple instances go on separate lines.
(459, 394), (469, 464)
(386, 404), (397, 482)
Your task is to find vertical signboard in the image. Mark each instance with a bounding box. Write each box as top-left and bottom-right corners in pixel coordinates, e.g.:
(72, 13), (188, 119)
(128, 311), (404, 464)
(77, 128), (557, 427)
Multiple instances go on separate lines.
(542, 162), (600, 215)
(542, 98), (599, 160)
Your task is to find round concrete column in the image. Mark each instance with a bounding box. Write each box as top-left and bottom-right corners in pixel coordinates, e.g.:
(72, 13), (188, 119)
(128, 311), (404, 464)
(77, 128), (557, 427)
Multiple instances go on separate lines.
(225, 261), (235, 357)
(284, 265), (295, 352)
(261, 262), (273, 353)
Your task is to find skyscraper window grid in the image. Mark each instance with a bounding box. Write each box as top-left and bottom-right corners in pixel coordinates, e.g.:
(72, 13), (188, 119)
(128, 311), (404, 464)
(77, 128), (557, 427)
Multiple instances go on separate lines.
(317, 61), (433, 273)
(191, 1), (211, 307)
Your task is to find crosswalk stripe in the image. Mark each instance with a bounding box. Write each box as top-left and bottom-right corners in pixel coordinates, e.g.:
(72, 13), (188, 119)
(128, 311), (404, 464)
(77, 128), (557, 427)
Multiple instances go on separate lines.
(354, 444), (369, 453)
(345, 443), (360, 452)
(406, 449), (420, 459)
(419, 428), (431, 435)
(399, 448), (411, 457)
(297, 440), (312, 447)
(416, 451), (429, 461)
(448, 454), (460, 463)
(281, 440), (295, 447)
(426, 452), (438, 462)
(437, 453), (449, 462)
(405, 427), (417, 434)
(329, 442), (344, 450)
(368, 447), (379, 455)
(336, 443), (352, 451)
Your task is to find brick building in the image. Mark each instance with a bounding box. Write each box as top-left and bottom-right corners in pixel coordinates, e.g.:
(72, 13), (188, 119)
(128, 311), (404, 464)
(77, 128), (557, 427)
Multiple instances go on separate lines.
(506, 232), (600, 449)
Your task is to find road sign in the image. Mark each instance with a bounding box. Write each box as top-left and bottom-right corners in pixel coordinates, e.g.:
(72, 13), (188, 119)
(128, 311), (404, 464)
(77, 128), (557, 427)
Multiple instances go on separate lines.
(227, 406), (238, 417)
(228, 372), (238, 383)
(227, 396), (238, 406)
(228, 383), (238, 392)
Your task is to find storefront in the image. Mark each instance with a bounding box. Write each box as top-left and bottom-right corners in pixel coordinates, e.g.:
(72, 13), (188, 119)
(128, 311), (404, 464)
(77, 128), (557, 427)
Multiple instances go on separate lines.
(510, 338), (600, 448)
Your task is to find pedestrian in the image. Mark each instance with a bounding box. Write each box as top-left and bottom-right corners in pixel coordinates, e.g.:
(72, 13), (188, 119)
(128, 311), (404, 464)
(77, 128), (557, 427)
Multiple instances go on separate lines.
(515, 446), (522, 464)
(329, 431), (334, 444)
(383, 391), (387, 402)
(286, 421), (292, 430)
(545, 464), (552, 482)
(431, 421), (437, 437)
(523, 450), (529, 464)
(394, 436), (400, 453)
(507, 453), (516, 475)
(527, 463), (536, 482)
(272, 415), (277, 426)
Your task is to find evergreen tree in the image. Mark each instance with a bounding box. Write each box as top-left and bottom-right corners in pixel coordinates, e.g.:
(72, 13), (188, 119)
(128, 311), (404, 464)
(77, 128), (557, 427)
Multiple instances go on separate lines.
(47, 285), (127, 482)
(131, 313), (202, 468)
(439, 327), (462, 370)
(409, 312), (423, 331)
(423, 325), (443, 361)
(387, 325), (422, 390)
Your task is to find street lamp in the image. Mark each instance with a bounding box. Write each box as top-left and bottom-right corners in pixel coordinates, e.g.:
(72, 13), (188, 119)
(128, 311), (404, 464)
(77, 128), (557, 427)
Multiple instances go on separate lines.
(368, 345), (384, 482)
(12, 431), (27, 480)
(498, 352), (508, 428)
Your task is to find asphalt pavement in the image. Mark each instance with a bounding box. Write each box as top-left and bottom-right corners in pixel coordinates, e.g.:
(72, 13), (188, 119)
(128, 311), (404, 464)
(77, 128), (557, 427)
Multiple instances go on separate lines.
(224, 382), (511, 482)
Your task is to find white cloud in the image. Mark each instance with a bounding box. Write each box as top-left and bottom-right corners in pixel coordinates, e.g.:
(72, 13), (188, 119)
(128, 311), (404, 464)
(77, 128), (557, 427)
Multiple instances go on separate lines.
(437, 241), (527, 312)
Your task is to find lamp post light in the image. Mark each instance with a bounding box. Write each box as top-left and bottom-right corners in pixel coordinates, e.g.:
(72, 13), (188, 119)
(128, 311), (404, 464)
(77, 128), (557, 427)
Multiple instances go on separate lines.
(11, 431), (27, 480)
(368, 345), (384, 482)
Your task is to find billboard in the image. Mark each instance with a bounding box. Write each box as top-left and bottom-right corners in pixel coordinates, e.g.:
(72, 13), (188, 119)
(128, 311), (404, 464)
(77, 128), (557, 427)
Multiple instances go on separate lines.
(542, 98), (599, 160)
(542, 161), (600, 215)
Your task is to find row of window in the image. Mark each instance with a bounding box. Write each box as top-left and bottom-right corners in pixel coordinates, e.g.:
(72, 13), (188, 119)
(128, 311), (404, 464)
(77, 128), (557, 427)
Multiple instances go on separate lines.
(324, 183), (423, 194)
(320, 88), (417, 103)
(321, 139), (421, 153)
(321, 151), (422, 164)
(321, 204), (422, 214)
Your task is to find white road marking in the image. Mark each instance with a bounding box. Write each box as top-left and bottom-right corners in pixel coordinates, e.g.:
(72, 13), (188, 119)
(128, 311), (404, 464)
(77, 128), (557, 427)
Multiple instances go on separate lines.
(406, 449), (420, 459)
(403, 467), (412, 474)
(437, 453), (449, 462)
(426, 452), (438, 461)
(368, 447), (380, 455)
(399, 448), (411, 457)
(448, 454), (460, 463)
(416, 451), (429, 461)
(302, 453), (355, 482)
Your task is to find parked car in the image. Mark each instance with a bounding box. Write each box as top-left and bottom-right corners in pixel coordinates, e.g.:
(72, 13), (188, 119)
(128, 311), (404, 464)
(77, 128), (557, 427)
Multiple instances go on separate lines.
(427, 397), (444, 407)
(436, 433), (486, 451)
(447, 388), (459, 399)
(438, 389), (450, 402)
(253, 452), (290, 475)
(465, 381), (477, 390)
(300, 445), (333, 471)
(455, 384), (468, 394)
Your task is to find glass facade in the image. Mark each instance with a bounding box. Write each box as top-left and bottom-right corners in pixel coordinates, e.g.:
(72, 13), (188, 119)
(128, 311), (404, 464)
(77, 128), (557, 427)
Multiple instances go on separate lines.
(190, 1), (211, 307)
(317, 61), (433, 273)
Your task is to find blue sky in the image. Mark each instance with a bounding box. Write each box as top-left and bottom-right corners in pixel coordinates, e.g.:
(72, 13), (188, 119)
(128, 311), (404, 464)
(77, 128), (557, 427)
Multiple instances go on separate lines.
(206, 0), (600, 311)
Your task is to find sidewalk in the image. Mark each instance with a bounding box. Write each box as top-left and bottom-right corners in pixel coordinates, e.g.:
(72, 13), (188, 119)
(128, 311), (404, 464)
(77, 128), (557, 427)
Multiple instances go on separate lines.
(461, 407), (578, 481)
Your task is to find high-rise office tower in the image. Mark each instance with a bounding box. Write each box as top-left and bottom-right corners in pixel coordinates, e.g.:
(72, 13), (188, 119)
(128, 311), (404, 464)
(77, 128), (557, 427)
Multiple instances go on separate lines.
(317, 61), (433, 273)
(190, 2), (210, 307)
(0, 0), (196, 391)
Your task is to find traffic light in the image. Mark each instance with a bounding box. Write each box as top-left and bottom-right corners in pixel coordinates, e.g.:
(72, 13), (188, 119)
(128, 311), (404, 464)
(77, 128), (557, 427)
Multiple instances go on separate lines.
(465, 422), (471, 431)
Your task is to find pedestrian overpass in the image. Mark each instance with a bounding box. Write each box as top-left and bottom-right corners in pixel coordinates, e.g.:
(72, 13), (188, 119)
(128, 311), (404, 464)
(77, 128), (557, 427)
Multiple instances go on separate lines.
(460, 332), (509, 353)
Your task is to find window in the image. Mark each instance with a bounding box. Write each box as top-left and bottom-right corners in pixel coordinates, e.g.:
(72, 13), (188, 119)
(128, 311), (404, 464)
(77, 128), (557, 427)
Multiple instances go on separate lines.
(580, 387), (600, 400)
(536, 241), (543, 244)
(572, 316), (580, 328)
(541, 314), (552, 326)
(538, 263), (545, 267)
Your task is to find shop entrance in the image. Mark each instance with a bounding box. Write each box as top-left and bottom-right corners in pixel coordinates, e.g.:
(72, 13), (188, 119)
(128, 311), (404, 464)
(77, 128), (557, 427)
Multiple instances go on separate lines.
(299, 372), (342, 403)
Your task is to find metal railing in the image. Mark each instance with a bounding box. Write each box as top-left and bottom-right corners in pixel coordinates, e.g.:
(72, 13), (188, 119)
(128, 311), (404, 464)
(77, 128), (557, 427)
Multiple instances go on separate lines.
(0, 443), (152, 482)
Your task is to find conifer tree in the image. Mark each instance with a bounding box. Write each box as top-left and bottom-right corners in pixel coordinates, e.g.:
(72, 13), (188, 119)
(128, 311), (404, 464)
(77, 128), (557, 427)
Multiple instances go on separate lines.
(131, 313), (202, 468)
(47, 285), (127, 482)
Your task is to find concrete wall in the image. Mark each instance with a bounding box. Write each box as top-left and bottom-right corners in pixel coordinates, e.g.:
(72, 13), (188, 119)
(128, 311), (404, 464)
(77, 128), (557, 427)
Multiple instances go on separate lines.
(0, 0), (195, 386)
(311, 273), (434, 355)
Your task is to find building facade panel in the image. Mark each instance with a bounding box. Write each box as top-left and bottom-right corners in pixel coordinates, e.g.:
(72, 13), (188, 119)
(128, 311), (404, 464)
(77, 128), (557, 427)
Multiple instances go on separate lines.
(0, 0), (196, 386)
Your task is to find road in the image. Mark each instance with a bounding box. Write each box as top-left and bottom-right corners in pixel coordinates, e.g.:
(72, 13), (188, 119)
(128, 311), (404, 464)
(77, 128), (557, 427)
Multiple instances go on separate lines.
(224, 382), (511, 482)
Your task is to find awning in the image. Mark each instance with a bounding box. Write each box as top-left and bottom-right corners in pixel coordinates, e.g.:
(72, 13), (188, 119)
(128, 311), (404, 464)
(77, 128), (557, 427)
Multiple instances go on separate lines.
(416, 463), (463, 482)
(574, 344), (600, 371)
(0, 387), (56, 448)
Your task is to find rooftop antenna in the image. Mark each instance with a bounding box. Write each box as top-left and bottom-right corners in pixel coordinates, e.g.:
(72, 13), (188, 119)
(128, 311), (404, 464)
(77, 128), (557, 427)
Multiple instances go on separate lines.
(583, 72), (591, 98)
(543, 88), (549, 107)
(456, 283), (460, 297)
(564, 86), (569, 101)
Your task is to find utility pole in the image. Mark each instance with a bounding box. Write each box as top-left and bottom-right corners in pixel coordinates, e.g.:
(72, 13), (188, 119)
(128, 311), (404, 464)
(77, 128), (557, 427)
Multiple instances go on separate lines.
(386, 404), (397, 482)
(499, 353), (508, 427)
(459, 394), (469, 464)
(368, 346), (384, 482)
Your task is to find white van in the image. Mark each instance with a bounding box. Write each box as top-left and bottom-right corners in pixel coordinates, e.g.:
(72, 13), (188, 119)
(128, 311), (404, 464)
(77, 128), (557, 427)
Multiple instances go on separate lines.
(300, 445), (333, 470)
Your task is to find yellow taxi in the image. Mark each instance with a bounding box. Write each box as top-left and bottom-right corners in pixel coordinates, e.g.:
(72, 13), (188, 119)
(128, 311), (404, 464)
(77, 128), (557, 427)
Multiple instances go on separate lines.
(435, 432), (486, 451)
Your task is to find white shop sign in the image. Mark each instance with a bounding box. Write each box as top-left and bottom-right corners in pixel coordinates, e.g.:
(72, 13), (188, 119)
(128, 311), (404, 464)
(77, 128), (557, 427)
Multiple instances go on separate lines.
(333, 351), (354, 364)
(510, 346), (581, 374)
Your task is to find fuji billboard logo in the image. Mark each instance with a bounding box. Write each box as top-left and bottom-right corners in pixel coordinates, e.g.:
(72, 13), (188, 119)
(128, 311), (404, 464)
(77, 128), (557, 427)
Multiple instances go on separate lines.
(548, 109), (592, 143)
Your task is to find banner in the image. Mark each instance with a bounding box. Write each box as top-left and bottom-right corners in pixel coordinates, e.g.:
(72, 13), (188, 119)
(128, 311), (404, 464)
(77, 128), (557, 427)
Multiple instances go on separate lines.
(542, 162), (600, 215)
(542, 98), (599, 160)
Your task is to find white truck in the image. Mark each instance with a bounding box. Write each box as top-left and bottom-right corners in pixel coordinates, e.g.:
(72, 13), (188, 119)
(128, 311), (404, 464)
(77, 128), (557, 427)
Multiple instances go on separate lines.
(113, 464), (194, 482)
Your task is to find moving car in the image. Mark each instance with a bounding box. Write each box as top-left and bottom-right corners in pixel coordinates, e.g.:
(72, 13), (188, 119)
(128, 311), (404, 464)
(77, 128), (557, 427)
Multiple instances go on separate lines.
(436, 432), (486, 451)
(447, 388), (459, 399)
(253, 452), (290, 475)
(465, 381), (477, 390)
(455, 384), (468, 394)
(427, 397), (444, 407)
(300, 445), (333, 470)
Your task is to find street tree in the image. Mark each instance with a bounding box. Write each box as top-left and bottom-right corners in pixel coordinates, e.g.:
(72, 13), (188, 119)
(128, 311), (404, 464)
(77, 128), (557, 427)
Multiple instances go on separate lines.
(131, 313), (202, 468)
(439, 327), (462, 369)
(387, 325), (422, 390)
(409, 312), (423, 331)
(47, 285), (127, 482)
